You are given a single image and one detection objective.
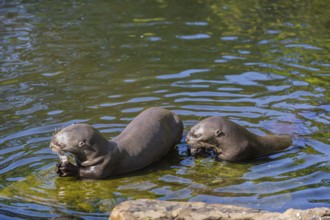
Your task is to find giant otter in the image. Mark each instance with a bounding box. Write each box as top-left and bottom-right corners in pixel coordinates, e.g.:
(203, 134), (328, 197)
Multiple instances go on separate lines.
(50, 107), (183, 179)
(186, 116), (292, 161)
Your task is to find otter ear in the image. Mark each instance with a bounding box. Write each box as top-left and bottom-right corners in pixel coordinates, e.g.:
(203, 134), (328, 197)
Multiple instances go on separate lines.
(78, 140), (86, 148)
(215, 130), (224, 137)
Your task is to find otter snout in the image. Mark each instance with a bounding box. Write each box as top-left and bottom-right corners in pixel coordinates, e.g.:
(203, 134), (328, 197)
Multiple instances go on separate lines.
(186, 126), (202, 142)
(186, 131), (206, 156)
(186, 132), (198, 145)
(185, 134), (191, 144)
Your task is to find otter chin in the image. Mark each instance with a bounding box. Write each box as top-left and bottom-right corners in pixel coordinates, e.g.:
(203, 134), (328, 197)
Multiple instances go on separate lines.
(186, 117), (292, 162)
(50, 107), (183, 179)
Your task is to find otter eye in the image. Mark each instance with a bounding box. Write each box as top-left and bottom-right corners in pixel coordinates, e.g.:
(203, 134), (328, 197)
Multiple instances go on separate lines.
(215, 130), (224, 137)
(78, 140), (86, 147)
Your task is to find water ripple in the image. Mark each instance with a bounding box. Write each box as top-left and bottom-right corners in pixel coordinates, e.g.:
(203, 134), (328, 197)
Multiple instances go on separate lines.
(0, 0), (329, 219)
(157, 69), (210, 79)
(176, 34), (211, 40)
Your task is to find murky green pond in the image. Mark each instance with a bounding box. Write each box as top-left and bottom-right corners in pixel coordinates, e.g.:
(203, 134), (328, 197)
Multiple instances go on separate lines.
(1, 0), (329, 219)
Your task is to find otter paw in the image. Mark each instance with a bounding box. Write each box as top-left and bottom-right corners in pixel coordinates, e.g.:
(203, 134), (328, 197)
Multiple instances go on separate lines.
(58, 162), (79, 177)
(55, 162), (64, 176)
(189, 146), (209, 157)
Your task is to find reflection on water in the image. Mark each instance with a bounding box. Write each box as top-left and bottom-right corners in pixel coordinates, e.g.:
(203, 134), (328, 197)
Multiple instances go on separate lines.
(0, 0), (329, 219)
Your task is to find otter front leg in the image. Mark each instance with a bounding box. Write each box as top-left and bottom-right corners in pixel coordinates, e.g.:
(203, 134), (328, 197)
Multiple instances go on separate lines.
(57, 161), (79, 177)
(78, 165), (109, 179)
(57, 162), (106, 179)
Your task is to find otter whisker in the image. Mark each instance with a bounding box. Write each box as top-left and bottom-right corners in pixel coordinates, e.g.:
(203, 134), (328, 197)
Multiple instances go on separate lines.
(53, 127), (63, 136)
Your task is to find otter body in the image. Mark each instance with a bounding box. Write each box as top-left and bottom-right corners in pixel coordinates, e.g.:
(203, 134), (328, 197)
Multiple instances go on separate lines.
(186, 117), (292, 161)
(50, 107), (183, 179)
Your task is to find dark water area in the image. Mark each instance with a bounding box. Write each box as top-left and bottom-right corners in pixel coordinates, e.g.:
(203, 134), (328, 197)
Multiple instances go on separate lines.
(0, 0), (329, 219)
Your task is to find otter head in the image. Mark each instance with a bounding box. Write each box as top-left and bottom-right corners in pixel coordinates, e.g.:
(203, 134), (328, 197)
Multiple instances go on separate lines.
(186, 117), (226, 157)
(50, 124), (106, 166)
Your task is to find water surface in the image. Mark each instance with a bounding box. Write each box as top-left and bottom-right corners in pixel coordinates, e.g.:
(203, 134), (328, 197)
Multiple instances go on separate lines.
(0, 0), (329, 219)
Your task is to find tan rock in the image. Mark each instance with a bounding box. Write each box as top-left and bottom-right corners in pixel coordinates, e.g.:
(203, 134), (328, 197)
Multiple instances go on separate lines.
(109, 199), (330, 220)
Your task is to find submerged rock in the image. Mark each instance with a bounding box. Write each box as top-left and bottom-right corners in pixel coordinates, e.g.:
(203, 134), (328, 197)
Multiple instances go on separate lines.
(109, 199), (330, 220)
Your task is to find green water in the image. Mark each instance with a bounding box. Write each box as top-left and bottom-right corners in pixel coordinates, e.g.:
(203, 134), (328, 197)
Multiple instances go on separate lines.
(0, 0), (329, 219)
